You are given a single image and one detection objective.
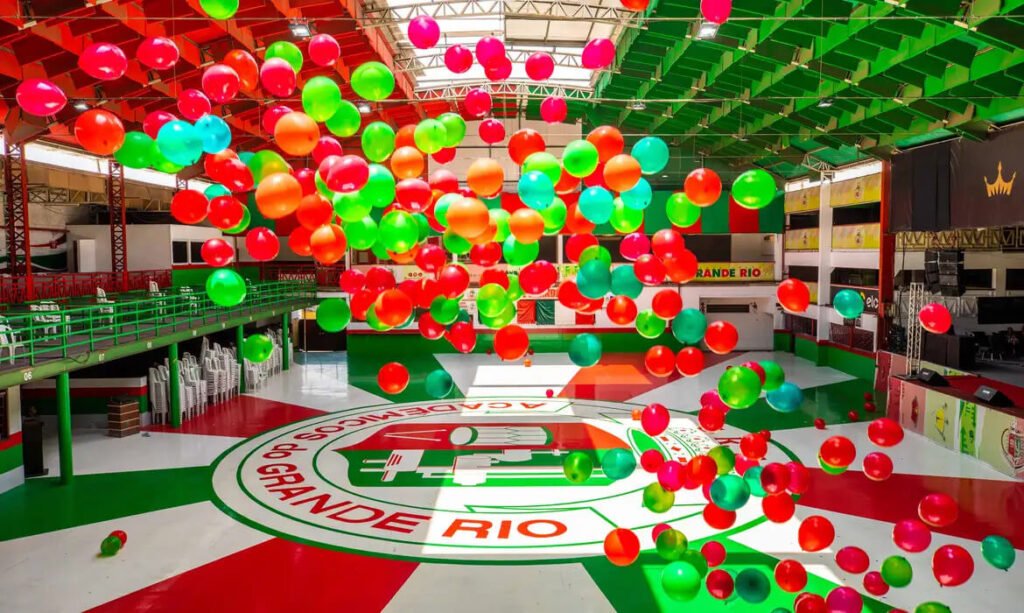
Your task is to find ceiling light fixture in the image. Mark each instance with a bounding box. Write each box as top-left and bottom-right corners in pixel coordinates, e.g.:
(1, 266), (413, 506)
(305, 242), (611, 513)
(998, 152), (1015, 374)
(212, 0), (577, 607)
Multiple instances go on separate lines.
(289, 20), (312, 38)
(818, 98), (834, 108)
(73, 101), (89, 111)
(697, 21), (719, 40)
(357, 102), (372, 114)
(629, 100), (646, 111)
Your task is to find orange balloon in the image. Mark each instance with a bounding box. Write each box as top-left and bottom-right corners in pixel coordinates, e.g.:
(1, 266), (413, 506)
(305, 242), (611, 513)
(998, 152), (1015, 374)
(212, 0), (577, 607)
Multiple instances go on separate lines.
(296, 193), (335, 230)
(388, 243), (420, 264)
(603, 154), (642, 192)
(466, 158), (504, 197)
(446, 197), (490, 239)
(255, 172), (303, 219)
(555, 167), (581, 195)
(395, 124), (417, 150)
(468, 214), (498, 244)
(275, 112), (320, 156)
(309, 223), (347, 265)
(391, 146), (425, 179)
(509, 208), (545, 244)
(224, 49), (259, 92)
(565, 201), (597, 234)
(288, 226), (313, 256)
(587, 125), (624, 163)
(74, 109), (125, 155)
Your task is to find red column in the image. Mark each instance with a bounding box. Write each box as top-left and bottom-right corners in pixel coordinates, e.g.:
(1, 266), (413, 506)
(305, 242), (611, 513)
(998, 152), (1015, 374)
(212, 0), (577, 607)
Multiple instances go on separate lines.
(108, 160), (128, 292)
(3, 137), (34, 301)
(878, 161), (896, 351)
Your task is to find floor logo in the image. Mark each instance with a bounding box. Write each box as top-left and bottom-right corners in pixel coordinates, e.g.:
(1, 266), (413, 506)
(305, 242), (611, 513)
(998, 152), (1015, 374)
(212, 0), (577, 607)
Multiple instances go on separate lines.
(211, 398), (765, 562)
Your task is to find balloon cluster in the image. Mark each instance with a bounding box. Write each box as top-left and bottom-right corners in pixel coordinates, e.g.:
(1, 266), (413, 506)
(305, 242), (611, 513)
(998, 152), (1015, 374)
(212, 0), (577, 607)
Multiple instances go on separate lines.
(99, 529), (127, 557)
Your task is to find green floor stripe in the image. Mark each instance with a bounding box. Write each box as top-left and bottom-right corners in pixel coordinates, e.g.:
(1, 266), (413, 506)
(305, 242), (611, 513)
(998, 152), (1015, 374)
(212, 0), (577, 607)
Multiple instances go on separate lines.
(0, 466), (214, 541)
(723, 379), (884, 432)
(583, 535), (892, 612)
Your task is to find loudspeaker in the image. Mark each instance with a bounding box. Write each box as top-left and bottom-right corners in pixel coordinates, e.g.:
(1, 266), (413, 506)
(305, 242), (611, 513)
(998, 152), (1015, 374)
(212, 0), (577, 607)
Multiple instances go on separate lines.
(975, 385), (1014, 408)
(917, 369), (948, 386)
(925, 249), (965, 296)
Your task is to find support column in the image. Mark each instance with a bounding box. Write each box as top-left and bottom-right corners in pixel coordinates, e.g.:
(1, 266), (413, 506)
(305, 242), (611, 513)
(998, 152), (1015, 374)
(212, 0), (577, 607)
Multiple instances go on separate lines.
(237, 325), (246, 393)
(282, 312), (291, 371)
(168, 343), (181, 428)
(878, 161), (896, 352)
(3, 137), (34, 301)
(815, 177), (834, 365)
(56, 372), (73, 484)
(108, 160), (128, 292)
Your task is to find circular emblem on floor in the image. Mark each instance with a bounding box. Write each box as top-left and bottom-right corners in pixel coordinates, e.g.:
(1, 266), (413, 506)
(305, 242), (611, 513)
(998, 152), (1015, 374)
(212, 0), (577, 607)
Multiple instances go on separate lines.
(211, 398), (766, 562)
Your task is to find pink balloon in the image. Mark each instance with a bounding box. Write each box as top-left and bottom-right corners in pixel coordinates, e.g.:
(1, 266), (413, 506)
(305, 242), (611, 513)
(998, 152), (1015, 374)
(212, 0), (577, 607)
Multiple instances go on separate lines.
(581, 38), (615, 70)
(260, 57), (296, 97)
(308, 34), (341, 67)
(408, 15), (440, 49)
(478, 118), (505, 144)
(619, 232), (650, 261)
(312, 136), (344, 165)
(16, 79), (67, 116)
(786, 461), (810, 494)
(202, 64), (240, 104)
(525, 52), (555, 81)
(484, 55), (512, 81)
(540, 95), (567, 123)
(835, 546), (870, 574)
(700, 0), (733, 24)
(824, 586), (862, 613)
(79, 43), (127, 81)
(699, 389), (728, 411)
(464, 87), (492, 118)
(444, 45), (473, 73)
(657, 460), (685, 492)
(892, 519), (932, 553)
(143, 110), (177, 139)
(292, 167), (317, 196)
(641, 403), (670, 435)
(177, 89), (211, 121)
(475, 36), (506, 66)
(320, 154), (369, 193)
(138, 37), (179, 70)
(932, 544), (974, 587)
(262, 105), (292, 134)
(863, 571), (889, 596)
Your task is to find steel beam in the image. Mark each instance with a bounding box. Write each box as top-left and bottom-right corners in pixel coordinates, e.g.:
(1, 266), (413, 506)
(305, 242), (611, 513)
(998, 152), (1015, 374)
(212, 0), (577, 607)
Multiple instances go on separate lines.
(107, 160), (128, 292)
(3, 137), (34, 300)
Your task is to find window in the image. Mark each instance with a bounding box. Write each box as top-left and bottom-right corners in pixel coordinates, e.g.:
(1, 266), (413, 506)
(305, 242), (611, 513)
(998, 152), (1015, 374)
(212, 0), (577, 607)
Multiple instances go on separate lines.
(831, 267), (878, 287)
(788, 266), (818, 282)
(172, 241), (188, 265)
(1007, 269), (1024, 290)
(963, 268), (993, 290)
(189, 241), (203, 264)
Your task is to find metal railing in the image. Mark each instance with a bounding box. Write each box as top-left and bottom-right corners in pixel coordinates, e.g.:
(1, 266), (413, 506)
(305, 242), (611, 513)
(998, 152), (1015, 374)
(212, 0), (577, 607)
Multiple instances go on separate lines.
(0, 270), (172, 303)
(0, 280), (316, 369)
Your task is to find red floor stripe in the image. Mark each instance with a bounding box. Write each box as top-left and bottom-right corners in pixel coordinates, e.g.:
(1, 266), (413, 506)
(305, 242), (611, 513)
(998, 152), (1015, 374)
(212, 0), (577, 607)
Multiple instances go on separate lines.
(559, 351), (736, 402)
(87, 538), (419, 613)
(146, 396), (324, 438)
(797, 469), (1024, 547)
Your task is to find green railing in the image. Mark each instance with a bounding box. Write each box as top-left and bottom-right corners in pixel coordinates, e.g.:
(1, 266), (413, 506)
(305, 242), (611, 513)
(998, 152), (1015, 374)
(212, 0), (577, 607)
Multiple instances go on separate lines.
(0, 280), (317, 370)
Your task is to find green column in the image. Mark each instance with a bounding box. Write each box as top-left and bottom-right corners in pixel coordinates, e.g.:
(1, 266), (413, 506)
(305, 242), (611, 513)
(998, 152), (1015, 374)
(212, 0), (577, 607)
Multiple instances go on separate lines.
(168, 342), (181, 428)
(56, 371), (73, 484)
(282, 312), (291, 371)
(237, 325), (246, 393)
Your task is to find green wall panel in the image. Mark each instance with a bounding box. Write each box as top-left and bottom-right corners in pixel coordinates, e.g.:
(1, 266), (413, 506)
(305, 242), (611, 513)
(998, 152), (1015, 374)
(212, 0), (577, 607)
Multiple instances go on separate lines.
(825, 345), (877, 381)
(0, 443), (22, 475)
(172, 266), (260, 287)
(773, 331), (793, 352)
(794, 336), (824, 365)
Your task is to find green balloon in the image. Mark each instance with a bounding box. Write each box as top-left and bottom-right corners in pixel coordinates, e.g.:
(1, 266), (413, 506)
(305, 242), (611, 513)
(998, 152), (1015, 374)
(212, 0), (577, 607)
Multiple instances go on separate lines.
(434, 194), (459, 228)
(204, 184), (230, 199)
(522, 152), (561, 184)
(414, 119), (447, 155)
(315, 172), (333, 199)
(759, 360), (786, 391)
(643, 482), (675, 513)
(100, 535), (122, 556)
(611, 266), (643, 299)
(380, 210), (418, 252)
(149, 147), (184, 174)
(365, 306), (392, 331)
(344, 216), (378, 250)
(656, 529), (689, 561)
(562, 139), (599, 178)
(506, 275), (523, 302)
(609, 198), (643, 234)
(362, 121), (396, 163)
(430, 296), (460, 325)
(243, 334), (273, 363)
(744, 465), (767, 497)
(425, 369), (454, 399)
(577, 260), (611, 299)
(671, 308), (707, 345)
(205, 269), (246, 307)
(563, 451), (593, 483)
(881, 555), (913, 588)
(568, 333), (602, 367)
(915, 603), (952, 613)
(679, 549), (708, 578)
(476, 283), (509, 318)
(735, 568), (770, 603)
(981, 535), (1016, 570)
(442, 229), (472, 255)
(266, 40), (303, 72)
(199, 0), (238, 20)
(710, 474), (751, 511)
(631, 136), (670, 174)
(114, 131), (156, 169)
(370, 237), (392, 261)
(540, 197), (567, 234)
(635, 309), (667, 338)
(301, 76), (342, 122)
(708, 445), (736, 475)
(579, 245), (612, 267)
(438, 113), (466, 147)
(600, 448), (636, 480)
(666, 192), (701, 227)
(224, 206), (251, 235)
(351, 61), (395, 101)
(480, 302), (516, 329)
(363, 164), (397, 208)
(818, 455), (847, 475)
(718, 366), (763, 409)
(332, 191), (371, 223)
(731, 169), (776, 210)
(248, 150), (290, 184)
(833, 288), (865, 319)
(502, 236), (539, 266)
(491, 209), (511, 242)
(326, 101), (362, 138)
(316, 298), (351, 332)
(661, 561), (701, 602)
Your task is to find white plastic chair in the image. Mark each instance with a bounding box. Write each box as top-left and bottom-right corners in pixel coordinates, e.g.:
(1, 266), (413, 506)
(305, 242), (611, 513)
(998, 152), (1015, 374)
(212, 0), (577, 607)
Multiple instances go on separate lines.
(0, 321), (25, 363)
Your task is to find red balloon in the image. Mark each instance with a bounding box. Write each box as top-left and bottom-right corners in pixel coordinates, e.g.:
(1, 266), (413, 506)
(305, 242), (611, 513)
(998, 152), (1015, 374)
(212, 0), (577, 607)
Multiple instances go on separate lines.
(202, 64), (240, 103)
(814, 417), (826, 429)
(171, 190), (208, 224)
(177, 88), (211, 121)
(704, 321), (738, 354)
(418, 312), (446, 340)
(834, 546), (870, 575)
(484, 55), (512, 81)
(641, 403), (670, 435)
(432, 147), (457, 165)
(892, 518), (932, 553)
(741, 361), (767, 384)
(525, 52), (555, 81)
(308, 34), (341, 67)
(80, 43), (128, 81)
(310, 224), (347, 265)
(798, 516), (835, 552)
(519, 260), (558, 295)
(245, 227), (280, 261)
(377, 362), (410, 394)
(444, 45), (473, 73)
(208, 196), (245, 229)
(479, 269), (510, 289)
(478, 118), (506, 144)
(794, 593), (827, 613)
(619, 232), (650, 261)
(701, 541), (727, 567)
(607, 295), (638, 325)
(918, 492), (959, 528)
(652, 289), (683, 320)
(494, 324), (529, 361)
(867, 417), (904, 447)
(774, 559), (808, 593)
(438, 264), (470, 298)
(565, 234), (598, 263)
(664, 250), (699, 284)
(640, 449), (665, 473)
(697, 405), (725, 431)
(932, 544), (974, 587)
(143, 110), (177, 139)
(703, 503), (736, 530)
(296, 194), (334, 230)
(918, 302), (952, 334)
(819, 435), (856, 468)
(210, 156), (254, 192)
(777, 278), (811, 313)
(787, 461), (811, 494)
(644, 345), (675, 377)
(540, 95), (567, 123)
(260, 58), (296, 97)
(262, 105), (293, 134)
(464, 87), (492, 117)
(508, 129), (546, 165)
(688, 455), (718, 486)
(684, 168), (723, 207)
(706, 569), (734, 600)
(396, 178), (432, 212)
(200, 238), (234, 267)
(375, 289), (414, 327)
(633, 254), (665, 285)
(863, 571), (889, 596)
(446, 321), (477, 353)
(287, 226), (313, 256)
(339, 269), (366, 293)
(760, 462), (790, 494)
(862, 451), (893, 481)
(415, 243), (447, 273)
(429, 169), (460, 194)
(603, 528), (640, 567)
(138, 37), (179, 70)
(739, 433), (767, 460)
(675, 347), (704, 377)
(365, 266), (396, 292)
(762, 492), (795, 523)
(651, 229), (686, 260)
(312, 136), (344, 165)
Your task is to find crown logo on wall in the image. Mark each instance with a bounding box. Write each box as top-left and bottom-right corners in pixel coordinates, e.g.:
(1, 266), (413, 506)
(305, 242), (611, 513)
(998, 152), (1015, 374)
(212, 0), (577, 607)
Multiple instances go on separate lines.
(985, 162), (1016, 197)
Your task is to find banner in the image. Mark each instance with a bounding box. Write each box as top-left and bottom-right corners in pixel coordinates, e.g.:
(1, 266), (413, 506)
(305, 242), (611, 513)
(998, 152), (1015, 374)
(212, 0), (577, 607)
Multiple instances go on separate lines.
(951, 126), (1024, 229)
(890, 140), (951, 231)
(831, 223), (880, 249)
(695, 262), (774, 282)
(831, 173), (881, 208)
(785, 187), (819, 213)
(784, 228), (819, 251)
